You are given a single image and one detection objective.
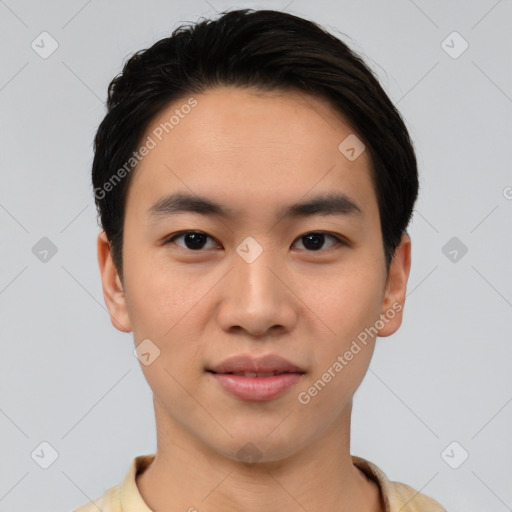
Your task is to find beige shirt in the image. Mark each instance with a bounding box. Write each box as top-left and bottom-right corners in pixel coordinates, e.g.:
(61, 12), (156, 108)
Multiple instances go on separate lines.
(74, 454), (445, 512)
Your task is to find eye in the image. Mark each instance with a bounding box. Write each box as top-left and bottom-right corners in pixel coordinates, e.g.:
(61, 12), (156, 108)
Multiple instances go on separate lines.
(163, 230), (345, 252)
(164, 231), (219, 251)
(292, 231), (344, 251)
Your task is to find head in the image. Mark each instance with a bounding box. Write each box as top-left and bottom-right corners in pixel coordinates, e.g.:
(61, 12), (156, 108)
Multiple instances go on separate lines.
(95, 9), (417, 463)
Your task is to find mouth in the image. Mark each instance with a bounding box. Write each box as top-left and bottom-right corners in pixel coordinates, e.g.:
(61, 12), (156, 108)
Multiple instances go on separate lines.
(207, 353), (305, 375)
(206, 354), (306, 401)
(207, 370), (303, 377)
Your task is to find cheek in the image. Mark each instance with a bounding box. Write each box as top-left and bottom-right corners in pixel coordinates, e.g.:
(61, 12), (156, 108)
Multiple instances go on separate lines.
(122, 246), (202, 336)
(123, 261), (213, 389)
(305, 265), (385, 343)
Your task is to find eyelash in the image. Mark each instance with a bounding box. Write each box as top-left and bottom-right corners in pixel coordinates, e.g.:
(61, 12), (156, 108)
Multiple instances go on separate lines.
(163, 230), (346, 252)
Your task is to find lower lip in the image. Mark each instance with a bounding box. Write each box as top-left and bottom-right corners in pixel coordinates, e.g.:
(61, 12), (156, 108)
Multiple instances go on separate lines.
(208, 372), (304, 401)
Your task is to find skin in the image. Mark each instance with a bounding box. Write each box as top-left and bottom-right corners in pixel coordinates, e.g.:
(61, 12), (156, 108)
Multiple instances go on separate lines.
(98, 85), (411, 512)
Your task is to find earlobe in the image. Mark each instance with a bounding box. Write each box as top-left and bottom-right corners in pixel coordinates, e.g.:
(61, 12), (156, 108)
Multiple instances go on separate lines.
(377, 232), (412, 338)
(97, 231), (132, 333)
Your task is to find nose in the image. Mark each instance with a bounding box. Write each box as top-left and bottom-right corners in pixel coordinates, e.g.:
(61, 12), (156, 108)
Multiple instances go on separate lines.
(216, 243), (298, 339)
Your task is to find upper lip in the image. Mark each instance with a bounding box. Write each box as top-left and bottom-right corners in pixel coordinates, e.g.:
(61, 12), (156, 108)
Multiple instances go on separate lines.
(208, 354), (305, 374)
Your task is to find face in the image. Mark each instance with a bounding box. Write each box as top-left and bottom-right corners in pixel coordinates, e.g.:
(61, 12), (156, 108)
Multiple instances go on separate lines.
(98, 86), (411, 463)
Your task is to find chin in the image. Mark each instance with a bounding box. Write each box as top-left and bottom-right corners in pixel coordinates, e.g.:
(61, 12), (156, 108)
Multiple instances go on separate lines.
(204, 429), (307, 466)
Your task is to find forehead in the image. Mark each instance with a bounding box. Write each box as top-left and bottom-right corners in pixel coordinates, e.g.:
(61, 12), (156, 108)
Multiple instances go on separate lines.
(125, 86), (377, 222)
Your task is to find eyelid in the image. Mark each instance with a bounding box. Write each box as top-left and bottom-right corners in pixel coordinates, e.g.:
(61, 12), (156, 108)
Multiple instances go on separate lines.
(292, 231), (346, 251)
(163, 230), (347, 251)
(163, 230), (220, 249)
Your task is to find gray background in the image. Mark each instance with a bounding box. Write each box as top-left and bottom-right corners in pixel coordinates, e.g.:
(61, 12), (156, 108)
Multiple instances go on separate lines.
(1, 0), (511, 511)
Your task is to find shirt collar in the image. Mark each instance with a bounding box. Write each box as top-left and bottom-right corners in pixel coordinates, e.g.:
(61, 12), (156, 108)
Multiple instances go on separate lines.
(119, 453), (394, 511)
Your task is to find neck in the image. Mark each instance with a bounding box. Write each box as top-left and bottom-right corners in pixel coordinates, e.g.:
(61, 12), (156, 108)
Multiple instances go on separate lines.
(136, 399), (383, 512)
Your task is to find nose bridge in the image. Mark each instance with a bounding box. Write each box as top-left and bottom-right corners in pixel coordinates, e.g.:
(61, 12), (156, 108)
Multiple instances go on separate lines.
(235, 237), (283, 307)
(217, 236), (295, 335)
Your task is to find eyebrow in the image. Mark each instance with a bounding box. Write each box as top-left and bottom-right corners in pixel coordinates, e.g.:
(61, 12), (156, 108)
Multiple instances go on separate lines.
(147, 191), (362, 221)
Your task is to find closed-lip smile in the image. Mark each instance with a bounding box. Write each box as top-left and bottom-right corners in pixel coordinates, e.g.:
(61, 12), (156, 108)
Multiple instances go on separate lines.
(207, 353), (306, 401)
(207, 353), (305, 375)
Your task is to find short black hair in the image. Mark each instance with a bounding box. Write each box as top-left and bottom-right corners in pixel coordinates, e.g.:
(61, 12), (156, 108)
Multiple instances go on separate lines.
(92, 8), (418, 282)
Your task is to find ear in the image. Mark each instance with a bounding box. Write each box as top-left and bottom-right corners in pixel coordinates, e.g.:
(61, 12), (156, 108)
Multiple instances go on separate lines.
(377, 232), (412, 337)
(97, 231), (132, 333)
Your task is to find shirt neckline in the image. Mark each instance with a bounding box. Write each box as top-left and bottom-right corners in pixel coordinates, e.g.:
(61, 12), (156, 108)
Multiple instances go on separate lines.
(120, 453), (392, 512)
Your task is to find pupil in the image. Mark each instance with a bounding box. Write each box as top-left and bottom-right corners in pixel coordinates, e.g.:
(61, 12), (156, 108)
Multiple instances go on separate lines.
(303, 232), (324, 251)
(185, 232), (206, 249)
(182, 232), (325, 251)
